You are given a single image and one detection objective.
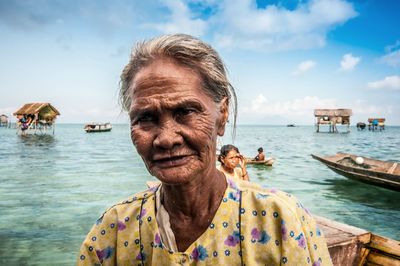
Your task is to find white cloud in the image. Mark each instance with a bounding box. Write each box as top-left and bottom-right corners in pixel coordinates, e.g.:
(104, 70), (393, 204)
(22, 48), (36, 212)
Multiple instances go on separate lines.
(380, 50), (400, 67)
(367, 75), (400, 90)
(380, 40), (400, 67)
(213, 0), (357, 50)
(240, 96), (395, 124)
(339, 53), (361, 71)
(141, 0), (207, 36)
(292, 60), (316, 76)
(242, 95), (338, 116)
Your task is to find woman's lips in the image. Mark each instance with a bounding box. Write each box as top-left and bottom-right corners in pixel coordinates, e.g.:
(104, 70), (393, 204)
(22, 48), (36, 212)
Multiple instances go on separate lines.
(152, 155), (194, 168)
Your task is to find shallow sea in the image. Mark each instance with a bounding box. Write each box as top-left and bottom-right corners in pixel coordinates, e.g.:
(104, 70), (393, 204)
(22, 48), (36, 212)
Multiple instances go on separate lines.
(0, 124), (399, 265)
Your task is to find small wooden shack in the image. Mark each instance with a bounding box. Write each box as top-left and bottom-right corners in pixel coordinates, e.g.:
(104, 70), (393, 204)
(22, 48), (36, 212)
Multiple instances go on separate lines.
(368, 118), (385, 131)
(0, 114), (8, 127)
(314, 109), (352, 133)
(13, 103), (60, 134)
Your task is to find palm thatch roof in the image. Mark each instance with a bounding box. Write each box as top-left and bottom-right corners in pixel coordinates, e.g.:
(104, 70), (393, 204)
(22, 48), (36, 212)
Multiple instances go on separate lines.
(0, 114), (8, 118)
(314, 109), (352, 117)
(13, 103), (60, 123)
(14, 103), (60, 116)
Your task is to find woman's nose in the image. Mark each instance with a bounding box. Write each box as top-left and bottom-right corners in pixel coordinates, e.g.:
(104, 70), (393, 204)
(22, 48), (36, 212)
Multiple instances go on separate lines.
(153, 121), (183, 149)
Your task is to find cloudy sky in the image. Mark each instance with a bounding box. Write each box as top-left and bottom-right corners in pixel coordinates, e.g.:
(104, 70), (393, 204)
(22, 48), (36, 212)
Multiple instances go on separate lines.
(0, 0), (399, 125)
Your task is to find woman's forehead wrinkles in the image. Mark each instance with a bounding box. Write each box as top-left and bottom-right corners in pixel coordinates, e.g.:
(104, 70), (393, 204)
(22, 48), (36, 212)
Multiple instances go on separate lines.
(131, 94), (204, 112)
(132, 76), (184, 95)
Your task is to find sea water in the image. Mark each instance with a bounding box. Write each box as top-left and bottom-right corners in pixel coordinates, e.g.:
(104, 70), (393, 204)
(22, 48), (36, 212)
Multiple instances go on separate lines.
(0, 124), (399, 265)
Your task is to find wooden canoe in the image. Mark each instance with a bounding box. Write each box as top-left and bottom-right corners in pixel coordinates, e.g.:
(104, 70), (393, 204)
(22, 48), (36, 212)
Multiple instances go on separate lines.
(315, 216), (400, 266)
(245, 157), (275, 166)
(311, 153), (400, 191)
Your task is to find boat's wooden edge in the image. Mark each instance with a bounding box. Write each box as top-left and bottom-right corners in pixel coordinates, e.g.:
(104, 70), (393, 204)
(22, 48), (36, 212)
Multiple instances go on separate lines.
(369, 234), (400, 258)
(315, 215), (370, 240)
(366, 249), (400, 266)
(315, 215), (400, 265)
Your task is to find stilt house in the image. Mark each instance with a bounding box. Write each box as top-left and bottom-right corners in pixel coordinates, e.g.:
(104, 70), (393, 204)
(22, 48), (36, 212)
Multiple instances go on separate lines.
(0, 114), (8, 127)
(368, 118), (385, 131)
(314, 109), (352, 133)
(13, 103), (60, 134)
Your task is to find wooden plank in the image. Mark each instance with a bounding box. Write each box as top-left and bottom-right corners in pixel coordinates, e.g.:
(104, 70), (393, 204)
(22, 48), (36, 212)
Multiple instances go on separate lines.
(315, 216), (371, 266)
(367, 250), (400, 266)
(358, 247), (370, 266)
(369, 234), (400, 257)
(315, 215), (370, 241)
(388, 163), (398, 174)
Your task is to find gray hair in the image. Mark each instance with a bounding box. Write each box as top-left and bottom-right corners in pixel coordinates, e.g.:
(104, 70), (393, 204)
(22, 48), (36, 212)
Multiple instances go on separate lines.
(119, 34), (237, 131)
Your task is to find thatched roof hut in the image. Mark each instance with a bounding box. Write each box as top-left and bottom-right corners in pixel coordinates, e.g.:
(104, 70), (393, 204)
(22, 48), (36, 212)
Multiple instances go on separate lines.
(13, 103), (60, 134)
(314, 109), (352, 133)
(14, 103), (60, 122)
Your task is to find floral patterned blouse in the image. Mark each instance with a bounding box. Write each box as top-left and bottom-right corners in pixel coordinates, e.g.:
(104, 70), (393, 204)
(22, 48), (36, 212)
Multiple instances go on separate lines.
(78, 178), (332, 265)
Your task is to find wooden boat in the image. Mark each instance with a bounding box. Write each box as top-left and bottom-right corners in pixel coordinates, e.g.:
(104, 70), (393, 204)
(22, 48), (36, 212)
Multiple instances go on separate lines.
(245, 157), (275, 166)
(315, 216), (400, 266)
(311, 153), (400, 191)
(84, 123), (112, 133)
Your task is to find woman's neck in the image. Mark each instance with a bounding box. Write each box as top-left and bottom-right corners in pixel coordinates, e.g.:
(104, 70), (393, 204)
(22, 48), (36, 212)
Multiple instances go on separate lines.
(221, 164), (234, 174)
(161, 168), (227, 219)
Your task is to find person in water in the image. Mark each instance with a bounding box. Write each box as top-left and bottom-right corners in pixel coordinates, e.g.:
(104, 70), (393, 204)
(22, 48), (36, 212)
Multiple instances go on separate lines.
(218, 144), (249, 181)
(78, 34), (332, 266)
(254, 147), (265, 161)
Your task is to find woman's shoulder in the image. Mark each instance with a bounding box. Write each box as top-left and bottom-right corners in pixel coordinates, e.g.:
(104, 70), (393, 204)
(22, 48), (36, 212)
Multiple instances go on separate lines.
(231, 179), (303, 214)
(96, 185), (159, 223)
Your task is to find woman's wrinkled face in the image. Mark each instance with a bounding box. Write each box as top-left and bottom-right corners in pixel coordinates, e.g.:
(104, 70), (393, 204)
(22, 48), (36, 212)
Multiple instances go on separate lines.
(129, 58), (227, 184)
(222, 150), (240, 170)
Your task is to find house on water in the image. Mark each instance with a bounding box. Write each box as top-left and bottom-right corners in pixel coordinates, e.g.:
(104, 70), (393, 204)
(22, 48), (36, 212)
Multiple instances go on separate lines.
(368, 118), (385, 131)
(314, 109), (352, 133)
(0, 114), (8, 127)
(13, 103), (60, 135)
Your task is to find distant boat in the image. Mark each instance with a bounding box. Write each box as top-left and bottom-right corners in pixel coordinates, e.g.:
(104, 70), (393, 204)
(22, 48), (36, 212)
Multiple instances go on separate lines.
(356, 122), (366, 130)
(287, 124), (296, 127)
(245, 157), (275, 166)
(84, 123), (112, 133)
(311, 153), (400, 191)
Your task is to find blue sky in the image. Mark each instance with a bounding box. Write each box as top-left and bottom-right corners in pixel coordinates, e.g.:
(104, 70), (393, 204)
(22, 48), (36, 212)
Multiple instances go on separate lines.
(0, 0), (399, 125)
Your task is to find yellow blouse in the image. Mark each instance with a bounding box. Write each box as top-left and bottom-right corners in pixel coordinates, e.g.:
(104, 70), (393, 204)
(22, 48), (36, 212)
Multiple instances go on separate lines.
(217, 165), (243, 180)
(78, 178), (332, 265)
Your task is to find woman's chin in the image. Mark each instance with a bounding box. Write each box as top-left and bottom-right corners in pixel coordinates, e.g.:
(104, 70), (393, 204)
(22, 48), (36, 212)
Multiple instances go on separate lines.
(151, 168), (196, 185)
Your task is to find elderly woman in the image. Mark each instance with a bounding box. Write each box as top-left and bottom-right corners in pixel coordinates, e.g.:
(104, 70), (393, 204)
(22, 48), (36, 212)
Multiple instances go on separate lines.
(218, 144), (249, 181)
(78, 34), (332, 265)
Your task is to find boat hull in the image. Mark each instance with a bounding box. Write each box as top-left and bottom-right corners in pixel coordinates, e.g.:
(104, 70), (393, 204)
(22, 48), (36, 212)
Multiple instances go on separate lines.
(85, 128), (112, 133)
(245, 158), (275, 166)
(311, 153), (400, 191)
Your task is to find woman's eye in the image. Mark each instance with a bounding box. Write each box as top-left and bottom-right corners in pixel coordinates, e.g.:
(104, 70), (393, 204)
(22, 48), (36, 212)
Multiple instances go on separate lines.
(131, 113), (155, 125)
(176, 108), (196, 117)
(138, 114), (154, 122)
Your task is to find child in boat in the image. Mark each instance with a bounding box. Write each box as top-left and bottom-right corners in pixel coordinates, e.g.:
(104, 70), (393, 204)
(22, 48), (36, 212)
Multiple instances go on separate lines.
(254, 147), (265, 161)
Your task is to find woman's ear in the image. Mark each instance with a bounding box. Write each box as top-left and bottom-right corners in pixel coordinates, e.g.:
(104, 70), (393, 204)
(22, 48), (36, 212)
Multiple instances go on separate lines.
(217, 98), (229, 136)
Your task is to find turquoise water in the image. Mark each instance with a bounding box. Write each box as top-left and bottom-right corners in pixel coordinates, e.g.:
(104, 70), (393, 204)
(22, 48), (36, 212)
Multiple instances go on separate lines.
(1, 124), (399, 265)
